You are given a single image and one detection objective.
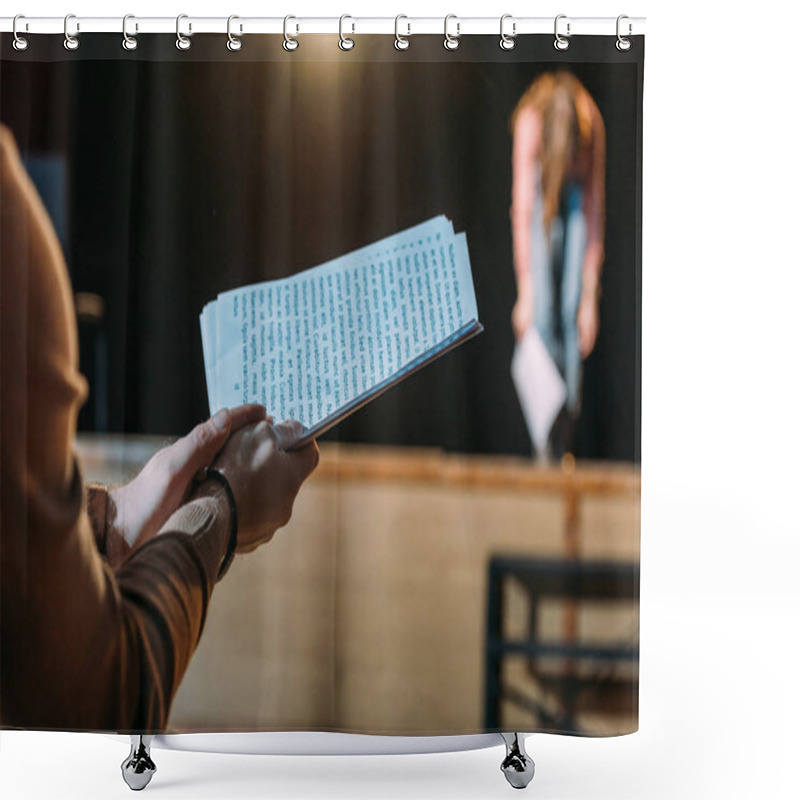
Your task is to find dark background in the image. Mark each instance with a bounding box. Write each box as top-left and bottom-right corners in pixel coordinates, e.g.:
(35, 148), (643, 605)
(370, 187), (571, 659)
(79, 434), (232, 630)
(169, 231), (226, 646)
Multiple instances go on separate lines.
(1, 35), (642, 461)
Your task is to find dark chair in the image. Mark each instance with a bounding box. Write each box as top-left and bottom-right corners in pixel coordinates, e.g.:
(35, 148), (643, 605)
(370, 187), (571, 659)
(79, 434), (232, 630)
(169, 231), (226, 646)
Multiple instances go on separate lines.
(484, 557), (639, 732)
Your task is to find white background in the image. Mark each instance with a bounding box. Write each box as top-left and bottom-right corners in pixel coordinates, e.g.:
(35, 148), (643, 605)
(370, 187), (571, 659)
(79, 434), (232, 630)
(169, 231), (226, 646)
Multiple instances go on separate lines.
(3, 2), (799, 798)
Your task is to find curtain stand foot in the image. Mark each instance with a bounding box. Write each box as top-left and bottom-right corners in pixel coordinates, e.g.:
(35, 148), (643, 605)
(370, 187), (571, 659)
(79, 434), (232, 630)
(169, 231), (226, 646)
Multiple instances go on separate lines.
(121, 735), (157, 791)
(500, 733), (535, 789)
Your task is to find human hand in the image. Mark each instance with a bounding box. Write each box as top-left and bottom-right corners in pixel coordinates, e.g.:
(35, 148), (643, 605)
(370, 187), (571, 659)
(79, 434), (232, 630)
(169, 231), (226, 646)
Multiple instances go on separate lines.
(512, 288), (533, 342)
(577, 292), (600, 358)
(210, 419), (319, 553)
(108, 405), (268, 553)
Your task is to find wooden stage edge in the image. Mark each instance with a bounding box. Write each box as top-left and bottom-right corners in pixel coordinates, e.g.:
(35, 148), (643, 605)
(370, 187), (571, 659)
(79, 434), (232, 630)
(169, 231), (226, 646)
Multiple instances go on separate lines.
(75, 435), (641, 496)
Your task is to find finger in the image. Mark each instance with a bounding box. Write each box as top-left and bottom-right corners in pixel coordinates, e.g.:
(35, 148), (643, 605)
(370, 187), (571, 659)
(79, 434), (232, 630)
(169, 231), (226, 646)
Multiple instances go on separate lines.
(168, 408), (233, 483)
(228, 404), (267, 433)
(282, 439), (320, 494)
(585, 330), (597, 358)
(580, 329), (592, 358)
(271, 419), (305, 451)
(294, 439), (320, 479)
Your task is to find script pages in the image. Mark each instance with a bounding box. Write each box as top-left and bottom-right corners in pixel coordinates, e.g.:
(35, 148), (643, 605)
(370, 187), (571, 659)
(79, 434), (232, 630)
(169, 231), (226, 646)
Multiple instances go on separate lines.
(200, 216), (482, 447)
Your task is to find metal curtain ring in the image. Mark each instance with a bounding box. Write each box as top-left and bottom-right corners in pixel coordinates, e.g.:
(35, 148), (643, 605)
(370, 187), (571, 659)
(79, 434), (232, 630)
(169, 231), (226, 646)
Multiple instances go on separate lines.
(339, 14), (355, 51)
(176, 14), (192, 50)
(394, 15), (410, 50)
(616, 14), (632, 51)
(444, 14), (460, 51)
(283, 15), (299, 51)
(64, 13), (79, 51)
(227, 15), (242, 51)
(122, 14), (138, 51)
(12, 14), (29, 51)
(554, 14), (570, 51)
(500, 14), (516, 50)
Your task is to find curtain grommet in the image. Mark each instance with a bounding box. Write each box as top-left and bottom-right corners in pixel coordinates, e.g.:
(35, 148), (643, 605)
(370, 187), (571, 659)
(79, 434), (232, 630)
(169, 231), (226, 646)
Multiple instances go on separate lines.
(339, 14), (355, 51)
(63, 13), (80, 51)
(12, 15), (29, 51)
(227, 15), (243, 51)
(283, 15), (299, 51)
(444, 14), (460, 51)
(394, 15), (410, 50)
(122, 14), (138, 51)
(554, 14), (570, 51)
(616, 15), (632, 51)
(500, 14), (516, 51)
(176, 14), (192, 51)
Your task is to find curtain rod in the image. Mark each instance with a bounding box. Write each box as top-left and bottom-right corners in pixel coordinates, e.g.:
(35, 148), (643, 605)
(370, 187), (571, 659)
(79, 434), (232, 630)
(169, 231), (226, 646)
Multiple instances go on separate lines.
(1, 15), (646, 37)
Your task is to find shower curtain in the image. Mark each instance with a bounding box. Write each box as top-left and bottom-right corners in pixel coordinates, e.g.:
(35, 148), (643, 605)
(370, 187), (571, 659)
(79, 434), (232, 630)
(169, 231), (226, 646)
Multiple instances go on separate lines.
(1, 24), (643, 738)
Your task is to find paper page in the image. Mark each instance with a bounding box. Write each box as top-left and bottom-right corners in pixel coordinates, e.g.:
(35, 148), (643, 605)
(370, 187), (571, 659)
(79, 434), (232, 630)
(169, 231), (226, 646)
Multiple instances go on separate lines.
(200, 303), (217, 413)
(204, 217), (480, 430)
(511, 328), (567, 454)
(214, 215), (454, 306)
(453, 233), (479, 324)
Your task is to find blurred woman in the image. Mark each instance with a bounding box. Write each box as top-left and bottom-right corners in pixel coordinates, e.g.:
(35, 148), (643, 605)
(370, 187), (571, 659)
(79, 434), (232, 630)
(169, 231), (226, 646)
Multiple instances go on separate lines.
(510, 72), (606, 457)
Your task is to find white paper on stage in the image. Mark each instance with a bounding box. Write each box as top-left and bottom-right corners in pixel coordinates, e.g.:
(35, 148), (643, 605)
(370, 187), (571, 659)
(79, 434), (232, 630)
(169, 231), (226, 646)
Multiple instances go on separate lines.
(511, 328), (567, 455)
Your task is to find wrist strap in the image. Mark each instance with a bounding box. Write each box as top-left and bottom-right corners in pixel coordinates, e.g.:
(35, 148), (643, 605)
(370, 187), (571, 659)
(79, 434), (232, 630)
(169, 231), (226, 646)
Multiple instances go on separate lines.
(203, 467), (238, 581)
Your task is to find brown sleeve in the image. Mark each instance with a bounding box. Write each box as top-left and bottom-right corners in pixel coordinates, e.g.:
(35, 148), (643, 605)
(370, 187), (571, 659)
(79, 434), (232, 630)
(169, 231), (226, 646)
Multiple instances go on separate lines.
(85, 483), (135, 570)
(85, 483), (110, 554)
(0, 123), (229, 733)
(112, 492), (230, 732)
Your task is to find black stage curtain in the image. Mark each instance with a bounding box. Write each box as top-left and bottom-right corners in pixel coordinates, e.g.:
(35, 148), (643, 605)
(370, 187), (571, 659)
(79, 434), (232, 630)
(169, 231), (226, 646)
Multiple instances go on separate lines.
(1, 35), (642, 461)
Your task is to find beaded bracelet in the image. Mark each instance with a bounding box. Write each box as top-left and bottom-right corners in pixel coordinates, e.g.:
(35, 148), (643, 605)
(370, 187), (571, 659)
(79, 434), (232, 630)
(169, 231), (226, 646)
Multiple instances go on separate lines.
(203, 467), (238, 581)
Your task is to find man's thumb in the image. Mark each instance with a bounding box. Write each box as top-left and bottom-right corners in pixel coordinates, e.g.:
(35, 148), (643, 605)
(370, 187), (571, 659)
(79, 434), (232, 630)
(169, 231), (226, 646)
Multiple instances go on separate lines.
(210, 408), (231, 435)
(170, 409), (231, 481)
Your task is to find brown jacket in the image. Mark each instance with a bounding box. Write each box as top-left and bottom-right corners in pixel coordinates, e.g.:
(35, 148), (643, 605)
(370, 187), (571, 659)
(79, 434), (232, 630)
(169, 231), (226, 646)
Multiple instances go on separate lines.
(0, 123), (229, 732)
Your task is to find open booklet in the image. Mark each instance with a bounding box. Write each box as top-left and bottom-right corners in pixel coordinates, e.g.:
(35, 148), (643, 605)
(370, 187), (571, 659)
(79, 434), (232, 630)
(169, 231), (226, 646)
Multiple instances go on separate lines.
(200, 215), (483, 448)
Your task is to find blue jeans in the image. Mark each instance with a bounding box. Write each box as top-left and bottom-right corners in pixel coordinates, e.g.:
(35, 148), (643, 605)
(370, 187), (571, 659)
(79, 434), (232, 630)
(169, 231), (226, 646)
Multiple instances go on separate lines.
(530, 180), (587, 414)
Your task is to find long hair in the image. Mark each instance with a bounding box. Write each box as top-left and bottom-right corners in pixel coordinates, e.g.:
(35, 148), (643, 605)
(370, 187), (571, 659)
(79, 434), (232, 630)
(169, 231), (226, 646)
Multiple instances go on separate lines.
(511, 72), (592, 232)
